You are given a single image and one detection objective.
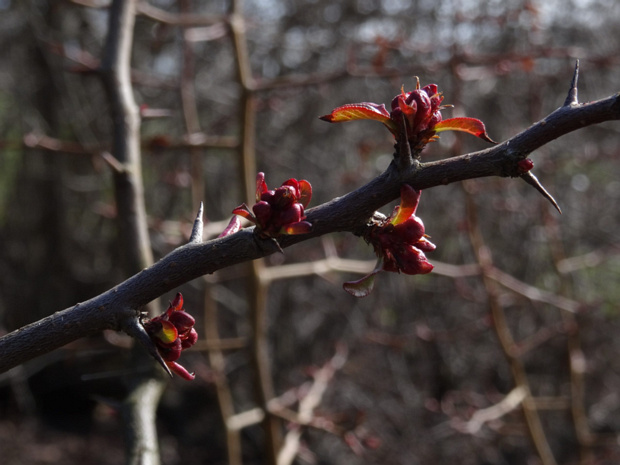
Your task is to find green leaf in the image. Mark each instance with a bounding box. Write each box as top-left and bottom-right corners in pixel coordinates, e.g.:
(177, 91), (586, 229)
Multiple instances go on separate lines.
(320, 103), (397, 132)
(434, 117), (496, 143)
(342, 258), (384, 297)
(343, 273), (378, 298)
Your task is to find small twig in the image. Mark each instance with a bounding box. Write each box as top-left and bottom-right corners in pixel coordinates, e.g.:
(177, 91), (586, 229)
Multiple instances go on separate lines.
(203, 285), (243, 465)
(100, 151), (126, 174)
(137, 1), (227, 27)
(464, 189), (558, 465)
(458, 386), (527, 434)
(277, 345), (348, 465)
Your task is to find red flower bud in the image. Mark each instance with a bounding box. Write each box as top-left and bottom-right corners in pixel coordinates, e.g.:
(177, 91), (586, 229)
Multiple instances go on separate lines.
(252, 201), (272, 228)
(517, 158), (534, 174)
(271, 185), (297, 209)
(422, 83), (438, 96)
(393, 245), (434, 275)
(233, 173), (313, 238)
(143, 292), (198, 380)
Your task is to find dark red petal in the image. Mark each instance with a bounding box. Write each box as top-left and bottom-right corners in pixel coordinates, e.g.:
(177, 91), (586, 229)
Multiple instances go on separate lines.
(282, 178), (300, 196)
(422, 83), (438, 96)
(274, 203), (303, 226)
(159, 339), (182, 361)
(271, 185), (297, 209)
(298, 180), (312, 209)
(169, 311), (195, 333)
(166, 361), (195, 381)
(170, 293), (183, 312)
(260, 190), (275, 203)
(393, 216), (425, 244)
(416, 236), (436, 252)
(232, 204), (257, 223)
(252, 201), (272, 228)
(181, 328), (198, 349)
(281, 220), (312, 235)
(396, 245), (434, 275)
(256, 172), (268, 202)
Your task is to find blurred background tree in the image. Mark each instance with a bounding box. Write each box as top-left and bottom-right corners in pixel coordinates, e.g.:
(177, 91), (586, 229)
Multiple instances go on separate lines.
(1, 0), (620, 464)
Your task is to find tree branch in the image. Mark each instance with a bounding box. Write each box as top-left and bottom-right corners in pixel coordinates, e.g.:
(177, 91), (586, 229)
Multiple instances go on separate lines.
(0, 86), (619, 375)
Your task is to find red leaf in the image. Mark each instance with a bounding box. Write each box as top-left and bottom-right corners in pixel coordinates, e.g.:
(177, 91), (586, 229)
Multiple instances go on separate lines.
(170, 292), (184, 312)
(218, 215), (242, 238)
(281, 220), (312, 235)
(166, 361), (195, 381)
(320, 103), (396, 132)
(298, 179), (312, 209)
(390, 185), (421, 226)
(433, 117), (496, 143)
(232, 204), (256, 223)
(256, 172), (268, 202)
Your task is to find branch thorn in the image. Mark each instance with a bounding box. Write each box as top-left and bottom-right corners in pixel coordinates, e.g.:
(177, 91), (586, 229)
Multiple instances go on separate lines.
(521, 171), (562, 214)
(395, 111), (413, 170)
(563, 60), (580, 107)
(189, 202), (204, 243)
(124, 316), (173, 378)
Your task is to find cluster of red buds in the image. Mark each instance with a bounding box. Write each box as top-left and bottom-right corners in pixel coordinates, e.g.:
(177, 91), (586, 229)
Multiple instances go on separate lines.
(344, 185), (435, 297)
(232, 172), (312, 238)
(320, 78), (494, 153)
(143, 293), (197, 380)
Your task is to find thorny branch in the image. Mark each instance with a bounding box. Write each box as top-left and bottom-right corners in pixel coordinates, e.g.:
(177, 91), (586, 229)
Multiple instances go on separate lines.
(0, 70), (619, 378)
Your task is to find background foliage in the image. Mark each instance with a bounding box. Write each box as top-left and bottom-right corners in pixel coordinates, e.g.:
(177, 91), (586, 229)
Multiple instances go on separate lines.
(1, 0), (620, 463)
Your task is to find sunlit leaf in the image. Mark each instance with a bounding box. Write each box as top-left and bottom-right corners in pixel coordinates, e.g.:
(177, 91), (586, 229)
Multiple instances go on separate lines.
(156, 321), (178, 344)
(433, 117), (496, 143)
(320, 103), (396, 132)
(232, 204), (256, 223)
(390, 185), (421, 226)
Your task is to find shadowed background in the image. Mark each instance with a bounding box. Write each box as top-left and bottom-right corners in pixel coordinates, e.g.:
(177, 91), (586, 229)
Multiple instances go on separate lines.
(1, 0), (620, 464)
